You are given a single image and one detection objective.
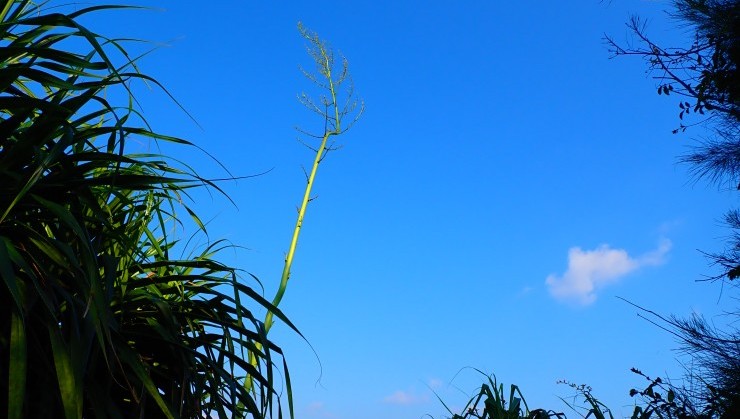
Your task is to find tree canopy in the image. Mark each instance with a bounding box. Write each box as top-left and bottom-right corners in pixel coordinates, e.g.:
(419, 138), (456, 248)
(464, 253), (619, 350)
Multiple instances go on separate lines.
(608, 1), (740, 417)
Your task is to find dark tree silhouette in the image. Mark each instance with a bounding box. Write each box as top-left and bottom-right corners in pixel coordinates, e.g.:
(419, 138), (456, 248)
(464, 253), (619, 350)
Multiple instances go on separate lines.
(606, 1), (739, 129)
(609, 1), (740, 418)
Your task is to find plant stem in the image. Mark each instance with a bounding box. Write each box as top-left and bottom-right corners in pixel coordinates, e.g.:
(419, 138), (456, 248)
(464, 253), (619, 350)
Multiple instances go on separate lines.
(264, 127), (335, 331)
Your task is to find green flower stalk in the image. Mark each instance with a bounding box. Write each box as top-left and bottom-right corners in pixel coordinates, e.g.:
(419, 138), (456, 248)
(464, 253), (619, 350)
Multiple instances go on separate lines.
(265, 22), (363, 332)
(245, 22), (362, 397)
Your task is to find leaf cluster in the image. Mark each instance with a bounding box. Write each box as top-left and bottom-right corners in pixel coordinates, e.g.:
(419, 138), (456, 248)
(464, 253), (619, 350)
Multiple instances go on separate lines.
(0, 1), (294, 418)
(434, 370), (565, 419)
(626, 367), (733, 419)
(605, 0), (739, 132)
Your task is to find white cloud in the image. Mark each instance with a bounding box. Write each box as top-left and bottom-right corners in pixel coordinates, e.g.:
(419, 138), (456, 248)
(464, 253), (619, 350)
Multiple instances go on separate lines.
(307, 402), (324, 411)
(427, 378), (443, 390)
(305, 401), (337, 419)
(383, 390), (428, 405)
(546, 239), (671, 305)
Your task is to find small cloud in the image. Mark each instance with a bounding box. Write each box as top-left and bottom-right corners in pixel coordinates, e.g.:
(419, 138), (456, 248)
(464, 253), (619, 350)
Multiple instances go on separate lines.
(305, 401), (337, 419)
(546, 239), (671, 305)
(640, 238), (672, 266)
(519, 286), (534, 296)
(383, 390), (428, 405)
(427, 378), (443, 390)
(307, 402), (324, 412)
(657, 219), (682, 236)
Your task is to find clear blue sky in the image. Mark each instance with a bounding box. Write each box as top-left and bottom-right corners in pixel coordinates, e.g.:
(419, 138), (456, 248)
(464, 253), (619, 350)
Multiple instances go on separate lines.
(87, 1), (736, 418)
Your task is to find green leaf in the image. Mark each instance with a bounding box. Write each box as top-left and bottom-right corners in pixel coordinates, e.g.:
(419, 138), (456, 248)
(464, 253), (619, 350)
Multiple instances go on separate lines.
(8, 310), (27, 419)
(115, 344), (176, 419)
(48, 325), (82, 419)
(0, 237), (23, 311)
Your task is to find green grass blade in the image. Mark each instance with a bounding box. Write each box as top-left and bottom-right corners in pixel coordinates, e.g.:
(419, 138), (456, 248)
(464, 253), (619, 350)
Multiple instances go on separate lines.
(8, 310), (26, 419)
(48, 325), (81, 419)
(116, 342), (176, 419)
(0, 237), (23, 311)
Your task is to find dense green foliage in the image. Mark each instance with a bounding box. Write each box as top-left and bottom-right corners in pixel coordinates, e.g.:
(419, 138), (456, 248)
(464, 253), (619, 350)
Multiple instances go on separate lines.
(0, 1), (295, 418)
(671, 0), (739, 121)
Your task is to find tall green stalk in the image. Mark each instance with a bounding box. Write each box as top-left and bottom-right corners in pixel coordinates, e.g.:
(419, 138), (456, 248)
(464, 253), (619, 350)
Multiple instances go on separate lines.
(265, 22), (363, 332)
(244, 23), (362, 399)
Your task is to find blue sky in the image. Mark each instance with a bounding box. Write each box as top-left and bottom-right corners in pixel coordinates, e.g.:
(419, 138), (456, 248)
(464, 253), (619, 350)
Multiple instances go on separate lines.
(88, 1), (737, 418)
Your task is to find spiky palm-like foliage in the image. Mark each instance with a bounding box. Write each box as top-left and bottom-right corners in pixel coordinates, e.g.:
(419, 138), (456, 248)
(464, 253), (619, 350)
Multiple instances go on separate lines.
(0, 1), (295, 418)
(435, 371), (565, 419)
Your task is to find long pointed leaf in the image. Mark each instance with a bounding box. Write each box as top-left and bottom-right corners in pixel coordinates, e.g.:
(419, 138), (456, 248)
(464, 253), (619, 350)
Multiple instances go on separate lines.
(8, 310), (26, 419)
(48, 325), (82, 419)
